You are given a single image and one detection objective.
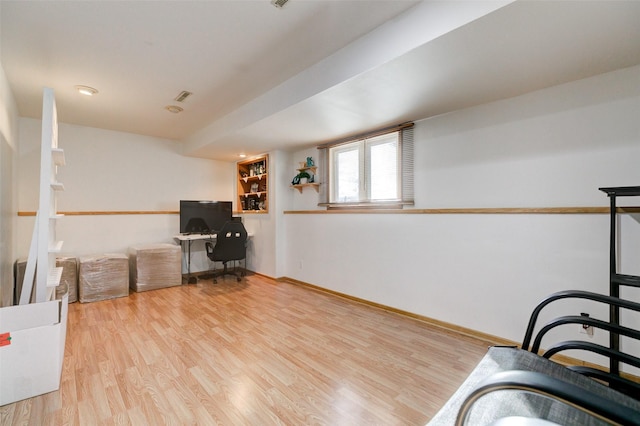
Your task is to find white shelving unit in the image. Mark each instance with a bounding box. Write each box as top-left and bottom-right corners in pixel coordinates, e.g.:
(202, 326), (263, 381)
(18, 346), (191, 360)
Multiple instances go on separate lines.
(0, 88), (69, 405)
(237, 155), (269, 212)
(19, 88), (65, 303)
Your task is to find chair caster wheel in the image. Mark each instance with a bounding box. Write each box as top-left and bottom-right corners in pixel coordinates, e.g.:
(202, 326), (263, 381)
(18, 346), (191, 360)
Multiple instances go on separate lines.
(237, 277), (241, 282)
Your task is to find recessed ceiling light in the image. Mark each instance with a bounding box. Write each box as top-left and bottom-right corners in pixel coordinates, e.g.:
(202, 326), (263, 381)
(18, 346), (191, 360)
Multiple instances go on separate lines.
(239, 154), (247, 158)
(75, 85), (98, 96)
(165, 105), (183, 113)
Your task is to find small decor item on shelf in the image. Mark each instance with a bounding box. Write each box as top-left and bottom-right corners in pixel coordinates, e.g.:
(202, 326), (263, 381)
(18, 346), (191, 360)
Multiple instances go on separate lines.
(248, 162), (265, 176)
(248, 161), (264, 175)
(293, 171), (311, 185)
(250, 182), (259, 193)
(306, 157), (314, 167)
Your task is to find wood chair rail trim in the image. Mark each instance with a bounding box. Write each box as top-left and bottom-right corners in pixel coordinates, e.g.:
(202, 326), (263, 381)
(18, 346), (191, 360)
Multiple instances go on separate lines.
(18, 210), (179, 216)
(17, 206), (640, 216)
(285, 206), (640, 215)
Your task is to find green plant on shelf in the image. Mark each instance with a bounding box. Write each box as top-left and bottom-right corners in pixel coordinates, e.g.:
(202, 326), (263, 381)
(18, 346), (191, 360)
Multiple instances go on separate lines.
(292, 171), (311, 185)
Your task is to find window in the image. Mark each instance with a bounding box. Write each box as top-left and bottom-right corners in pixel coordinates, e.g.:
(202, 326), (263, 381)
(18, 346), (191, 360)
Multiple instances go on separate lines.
(318, 123), (414, 208)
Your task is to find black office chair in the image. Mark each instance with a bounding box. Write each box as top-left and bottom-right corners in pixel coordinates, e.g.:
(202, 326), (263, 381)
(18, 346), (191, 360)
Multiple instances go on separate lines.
(184, 217), (210, 234)
(204, 221), (247, 283)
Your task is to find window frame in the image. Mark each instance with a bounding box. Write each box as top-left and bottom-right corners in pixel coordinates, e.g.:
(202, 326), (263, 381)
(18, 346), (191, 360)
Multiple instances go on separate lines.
(318, 122), (414, 210)
(329, 140), (364, 203)
(364, 132), (401, 202)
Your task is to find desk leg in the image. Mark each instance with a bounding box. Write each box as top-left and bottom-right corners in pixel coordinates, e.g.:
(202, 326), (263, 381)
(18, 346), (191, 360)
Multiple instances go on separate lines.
(187, 240), (197, 284)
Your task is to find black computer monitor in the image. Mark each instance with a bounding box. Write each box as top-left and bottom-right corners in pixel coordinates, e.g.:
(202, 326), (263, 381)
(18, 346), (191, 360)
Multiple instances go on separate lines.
(179, 200), (232, 234)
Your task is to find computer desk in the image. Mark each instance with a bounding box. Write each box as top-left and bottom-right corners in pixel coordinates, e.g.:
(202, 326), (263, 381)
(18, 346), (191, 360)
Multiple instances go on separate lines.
(174, 233), (253, 283)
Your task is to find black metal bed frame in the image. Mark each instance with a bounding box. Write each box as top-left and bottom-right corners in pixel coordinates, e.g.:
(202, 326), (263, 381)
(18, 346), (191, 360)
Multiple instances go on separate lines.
(432, 186), (640, 425)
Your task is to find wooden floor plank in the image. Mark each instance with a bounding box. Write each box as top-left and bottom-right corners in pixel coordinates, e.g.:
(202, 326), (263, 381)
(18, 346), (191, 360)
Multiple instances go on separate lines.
(1, 274), (492, 425)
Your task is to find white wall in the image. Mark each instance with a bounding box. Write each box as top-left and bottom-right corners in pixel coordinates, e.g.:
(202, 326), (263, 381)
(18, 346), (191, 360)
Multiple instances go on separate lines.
(17, 120), (235, 273)
(0, 62), (19, 306)
(417, 65), (640, 208)
(238, 150), (292, 279)
(284, 66), (640, 365)
(273, 150), (294, 277)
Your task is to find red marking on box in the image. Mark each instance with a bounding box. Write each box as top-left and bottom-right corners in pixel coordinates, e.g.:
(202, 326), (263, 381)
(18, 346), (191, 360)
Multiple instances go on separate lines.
(0, 332), (11, 347)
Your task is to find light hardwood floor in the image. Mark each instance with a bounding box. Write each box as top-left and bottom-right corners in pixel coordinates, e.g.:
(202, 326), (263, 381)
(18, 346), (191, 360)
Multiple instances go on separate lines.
(1, 275), (492, 425)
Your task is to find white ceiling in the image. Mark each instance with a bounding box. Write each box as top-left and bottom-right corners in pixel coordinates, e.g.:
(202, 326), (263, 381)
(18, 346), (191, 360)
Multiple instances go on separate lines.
(2, 1), (640, 162)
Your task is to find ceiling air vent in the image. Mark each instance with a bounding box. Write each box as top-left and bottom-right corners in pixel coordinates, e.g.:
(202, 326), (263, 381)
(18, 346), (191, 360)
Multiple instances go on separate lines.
(271, 0), (289, 8)
(174, 91), (192, 103)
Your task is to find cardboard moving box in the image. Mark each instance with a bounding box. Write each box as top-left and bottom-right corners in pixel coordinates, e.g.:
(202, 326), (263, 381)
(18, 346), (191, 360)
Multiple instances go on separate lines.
(129, 244), (181, 292)
(0, 292), (68, 405)
(78, 254), (129, 303)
